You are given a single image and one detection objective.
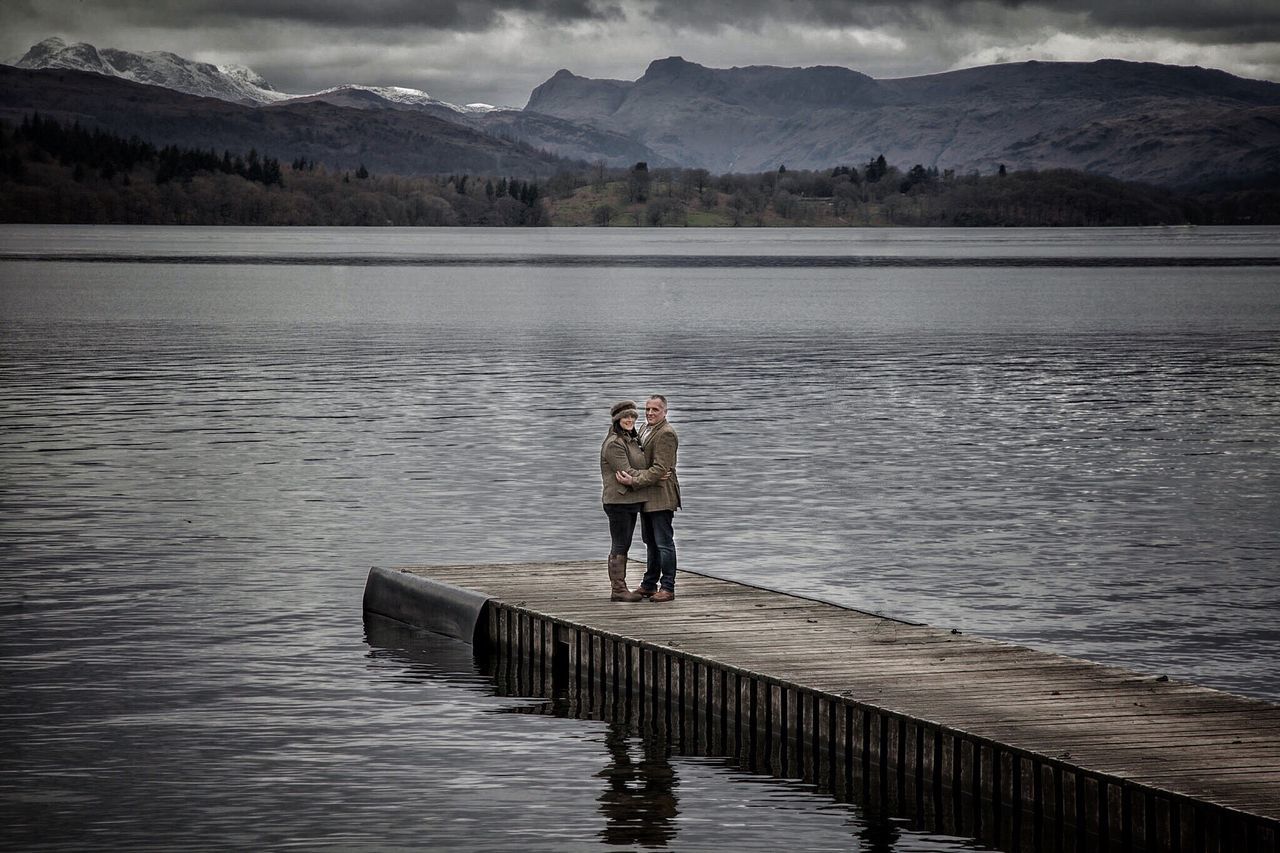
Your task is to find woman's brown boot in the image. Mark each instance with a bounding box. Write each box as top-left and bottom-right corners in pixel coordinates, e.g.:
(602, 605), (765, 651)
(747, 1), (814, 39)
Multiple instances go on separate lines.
(609, 554), (643, 602)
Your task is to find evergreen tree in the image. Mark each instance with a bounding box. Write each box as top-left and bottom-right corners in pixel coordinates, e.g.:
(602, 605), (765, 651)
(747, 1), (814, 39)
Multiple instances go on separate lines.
(866, 155), (888, 183)
(627, 162), (650, 203)
(247, 149), (264, 182)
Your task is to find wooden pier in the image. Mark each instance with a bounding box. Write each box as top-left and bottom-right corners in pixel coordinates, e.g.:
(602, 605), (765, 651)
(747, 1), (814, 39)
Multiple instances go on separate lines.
(363, 561), (1280, 853)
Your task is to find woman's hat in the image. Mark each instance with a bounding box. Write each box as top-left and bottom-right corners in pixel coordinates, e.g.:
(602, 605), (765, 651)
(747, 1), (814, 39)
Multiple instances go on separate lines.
(610, 400), (638, 422)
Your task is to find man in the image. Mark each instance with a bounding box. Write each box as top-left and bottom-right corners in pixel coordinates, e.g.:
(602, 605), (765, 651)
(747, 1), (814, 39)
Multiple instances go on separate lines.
(616, 394), (681, 602)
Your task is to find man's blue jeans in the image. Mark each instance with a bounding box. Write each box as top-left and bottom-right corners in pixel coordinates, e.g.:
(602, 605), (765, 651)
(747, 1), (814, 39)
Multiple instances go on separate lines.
(639, 510), (677, 592)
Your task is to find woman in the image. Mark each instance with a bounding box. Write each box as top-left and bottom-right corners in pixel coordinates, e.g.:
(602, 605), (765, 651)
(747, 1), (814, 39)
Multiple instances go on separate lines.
(600, 400), (647, 602)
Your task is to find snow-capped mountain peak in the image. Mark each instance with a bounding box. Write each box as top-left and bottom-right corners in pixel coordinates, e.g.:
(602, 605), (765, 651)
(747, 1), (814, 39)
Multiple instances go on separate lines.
(16, 36), (289, 104)
(13, 37), (505, 113)
(219, 64), (278, 92)
(310, 84), (438, 107)
(16, 37), (112, 75)
(307, 84), (504, 113)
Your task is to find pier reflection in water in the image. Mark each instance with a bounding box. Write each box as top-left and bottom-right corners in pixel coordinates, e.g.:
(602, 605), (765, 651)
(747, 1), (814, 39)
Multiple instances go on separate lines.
(364, 615), (991, 853)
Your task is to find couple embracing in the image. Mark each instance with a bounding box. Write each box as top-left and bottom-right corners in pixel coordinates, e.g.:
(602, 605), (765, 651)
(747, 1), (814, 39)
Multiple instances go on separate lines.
(599, 395), (681, 603)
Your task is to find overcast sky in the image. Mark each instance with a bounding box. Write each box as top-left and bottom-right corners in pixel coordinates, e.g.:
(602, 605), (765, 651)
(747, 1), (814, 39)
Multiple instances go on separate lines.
(3, 1), (1278, 106)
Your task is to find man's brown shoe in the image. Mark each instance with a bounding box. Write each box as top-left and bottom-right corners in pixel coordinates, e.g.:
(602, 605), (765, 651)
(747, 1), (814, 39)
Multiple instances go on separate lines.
(651, 589), (675, 603)
(634, 586), (656, 598)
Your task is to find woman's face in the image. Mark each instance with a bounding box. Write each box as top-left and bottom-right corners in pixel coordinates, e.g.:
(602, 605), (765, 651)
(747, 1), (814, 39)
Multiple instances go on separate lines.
(619, 415), (636, 430)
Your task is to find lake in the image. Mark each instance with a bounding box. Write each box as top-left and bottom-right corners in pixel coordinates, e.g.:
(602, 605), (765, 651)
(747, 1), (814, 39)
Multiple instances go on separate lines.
(2, 225), (1278, 851)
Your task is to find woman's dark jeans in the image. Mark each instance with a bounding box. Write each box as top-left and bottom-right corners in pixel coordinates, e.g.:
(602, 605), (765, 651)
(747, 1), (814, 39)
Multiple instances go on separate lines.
(603, 503), (640, 556)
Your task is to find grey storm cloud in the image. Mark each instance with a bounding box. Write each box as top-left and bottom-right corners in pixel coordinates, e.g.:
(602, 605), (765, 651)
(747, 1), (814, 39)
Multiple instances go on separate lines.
(9, 0), (626, 30)
(643, 1), (1280, 43)
(10, 0), (1280, 37)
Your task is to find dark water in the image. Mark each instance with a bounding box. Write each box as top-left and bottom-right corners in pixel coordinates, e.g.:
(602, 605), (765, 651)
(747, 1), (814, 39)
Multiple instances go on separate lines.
(2, 226), (1278, 851)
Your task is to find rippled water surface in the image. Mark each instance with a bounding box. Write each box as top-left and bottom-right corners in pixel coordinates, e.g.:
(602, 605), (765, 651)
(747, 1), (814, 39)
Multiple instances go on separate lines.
(2, 226), (1278, 851)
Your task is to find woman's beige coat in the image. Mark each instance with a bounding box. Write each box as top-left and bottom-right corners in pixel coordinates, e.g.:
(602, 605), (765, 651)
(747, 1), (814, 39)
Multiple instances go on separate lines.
(600, 430), (648, 505)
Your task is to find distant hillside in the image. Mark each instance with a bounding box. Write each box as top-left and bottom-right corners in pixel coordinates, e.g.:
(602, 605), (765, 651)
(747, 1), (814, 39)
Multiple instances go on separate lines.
(9, 38), (1280, 189)
(13, 37), (670, 169)
(13, 35), (673, 170)
(282, 86), (672, 168)
(0, 66), (578, 177)
(525, 57), (1280, 187)
(6, 112), (1274, 227)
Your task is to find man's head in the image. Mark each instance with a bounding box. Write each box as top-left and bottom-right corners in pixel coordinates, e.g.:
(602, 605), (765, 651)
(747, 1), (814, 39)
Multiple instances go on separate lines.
(645, 395), (668, 426)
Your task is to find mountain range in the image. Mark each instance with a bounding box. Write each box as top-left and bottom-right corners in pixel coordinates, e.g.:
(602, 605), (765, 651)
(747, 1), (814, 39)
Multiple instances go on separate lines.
(7, 37), (1280, 187)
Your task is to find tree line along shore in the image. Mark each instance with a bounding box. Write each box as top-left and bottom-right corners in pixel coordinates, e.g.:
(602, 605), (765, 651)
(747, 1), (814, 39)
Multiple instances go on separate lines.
(1, 114), (1276, 227)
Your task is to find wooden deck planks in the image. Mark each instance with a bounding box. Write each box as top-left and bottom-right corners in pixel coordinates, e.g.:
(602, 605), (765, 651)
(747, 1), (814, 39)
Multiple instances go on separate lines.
(389, 560), (1280, 831)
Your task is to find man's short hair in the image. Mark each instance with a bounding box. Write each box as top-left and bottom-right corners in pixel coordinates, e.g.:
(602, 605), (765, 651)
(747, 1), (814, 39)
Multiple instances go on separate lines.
(647, 394), (668, 406)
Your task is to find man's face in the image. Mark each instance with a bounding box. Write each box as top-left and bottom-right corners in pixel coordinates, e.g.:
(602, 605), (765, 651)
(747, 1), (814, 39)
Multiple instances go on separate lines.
(645, 398), (666, 426)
